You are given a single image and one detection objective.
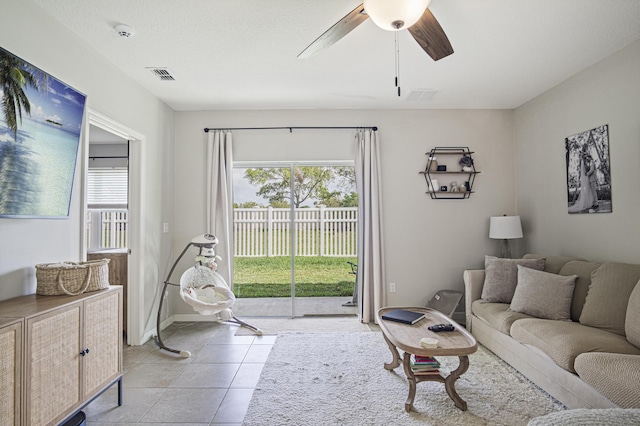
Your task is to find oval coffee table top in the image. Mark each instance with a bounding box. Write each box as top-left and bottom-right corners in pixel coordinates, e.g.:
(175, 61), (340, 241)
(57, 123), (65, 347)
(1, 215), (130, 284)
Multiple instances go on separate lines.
(377, 306), (477, 357)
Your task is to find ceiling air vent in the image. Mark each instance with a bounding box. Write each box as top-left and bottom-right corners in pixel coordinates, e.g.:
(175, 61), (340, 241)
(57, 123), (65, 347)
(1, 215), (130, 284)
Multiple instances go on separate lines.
(406, 89), (439, 101)
(146, 67), (175, 81)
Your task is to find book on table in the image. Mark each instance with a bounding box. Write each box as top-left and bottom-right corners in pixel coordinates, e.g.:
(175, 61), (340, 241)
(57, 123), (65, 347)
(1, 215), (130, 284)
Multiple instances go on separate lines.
(381, 309), (425, 325)
(410, 355), (440, 375)
(411, 355), (440, 366)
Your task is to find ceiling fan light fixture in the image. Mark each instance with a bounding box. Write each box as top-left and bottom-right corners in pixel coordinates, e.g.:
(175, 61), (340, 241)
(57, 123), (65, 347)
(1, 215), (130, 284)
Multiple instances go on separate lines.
(364, 0), (431, 31)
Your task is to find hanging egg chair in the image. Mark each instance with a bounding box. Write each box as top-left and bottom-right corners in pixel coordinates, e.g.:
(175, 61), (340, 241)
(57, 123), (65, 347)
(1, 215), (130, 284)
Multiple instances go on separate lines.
(155, 234), (261, 358)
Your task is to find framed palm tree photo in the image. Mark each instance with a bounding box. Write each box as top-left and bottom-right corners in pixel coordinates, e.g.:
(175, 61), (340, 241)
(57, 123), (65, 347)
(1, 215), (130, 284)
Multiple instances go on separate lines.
(565, 124), (612, 214)
(0, 46), (87, 218)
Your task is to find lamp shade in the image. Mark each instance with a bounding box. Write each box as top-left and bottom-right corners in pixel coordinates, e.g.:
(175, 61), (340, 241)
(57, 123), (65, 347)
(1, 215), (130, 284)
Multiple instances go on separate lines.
(364, 0), (431, 31)
(489, 215), (523, 240)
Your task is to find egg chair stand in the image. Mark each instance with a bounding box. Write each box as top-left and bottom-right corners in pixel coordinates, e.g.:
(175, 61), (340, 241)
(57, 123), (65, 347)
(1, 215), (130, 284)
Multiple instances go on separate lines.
(155, 234), (262, 358)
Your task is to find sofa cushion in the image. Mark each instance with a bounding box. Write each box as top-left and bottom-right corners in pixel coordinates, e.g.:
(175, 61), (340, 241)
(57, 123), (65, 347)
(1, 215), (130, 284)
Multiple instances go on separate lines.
(575, 352), (640, 408)
(580, 262), (640, 336)
(510, 318), (640, 372)
(523, 254), (577, 274)
(626, 280), (640, 347)
(481, 256), (545, 303)
(509, 265), (576, 321)
(557, 260), (602, 322)
(472, 300), (533, 335)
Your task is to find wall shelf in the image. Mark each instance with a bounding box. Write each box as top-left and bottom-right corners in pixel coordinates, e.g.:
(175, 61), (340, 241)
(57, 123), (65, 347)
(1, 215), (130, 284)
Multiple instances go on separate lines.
(420, 147), (479, 199)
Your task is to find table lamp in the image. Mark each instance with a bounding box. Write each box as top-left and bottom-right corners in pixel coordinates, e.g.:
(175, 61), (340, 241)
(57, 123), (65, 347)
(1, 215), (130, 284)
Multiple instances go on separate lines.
(489, 215), (523, 258)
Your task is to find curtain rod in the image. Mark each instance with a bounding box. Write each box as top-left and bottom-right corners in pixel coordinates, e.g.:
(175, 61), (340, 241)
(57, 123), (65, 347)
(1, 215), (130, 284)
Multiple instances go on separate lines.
(204, 126), (377, 133)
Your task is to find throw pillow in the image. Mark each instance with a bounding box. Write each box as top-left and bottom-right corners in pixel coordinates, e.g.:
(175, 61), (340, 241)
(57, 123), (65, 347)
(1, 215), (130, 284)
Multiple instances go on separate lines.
(509, 265), (577, 320)
(626, 279), (640, 347)
(557, 260), (602, 321)
(580, 262), (640, 336)
(481, 256), (545, 303)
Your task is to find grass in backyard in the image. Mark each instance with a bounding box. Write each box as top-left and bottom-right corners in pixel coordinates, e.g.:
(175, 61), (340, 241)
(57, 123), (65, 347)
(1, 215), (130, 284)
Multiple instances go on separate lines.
(233, 256), (357, 298)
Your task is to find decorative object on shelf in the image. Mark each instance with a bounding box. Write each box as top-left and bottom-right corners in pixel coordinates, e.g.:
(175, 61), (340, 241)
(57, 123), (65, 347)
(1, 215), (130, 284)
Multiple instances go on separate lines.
(565, 124), (612, 214)
(428, 157), (438, 171)
(420, 147), (479, 199)
(459, 154), (474, 172)
(489, 215), (523, 258)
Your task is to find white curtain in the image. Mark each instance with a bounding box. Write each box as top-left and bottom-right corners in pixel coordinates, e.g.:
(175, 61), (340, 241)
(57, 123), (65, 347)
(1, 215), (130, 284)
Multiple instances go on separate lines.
(206, 130), (234, 287)
(354, 129), (386, 323)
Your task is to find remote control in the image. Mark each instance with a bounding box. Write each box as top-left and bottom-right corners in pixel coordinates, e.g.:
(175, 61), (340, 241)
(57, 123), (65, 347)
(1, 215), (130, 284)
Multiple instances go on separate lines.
(428, 323), (455, 332)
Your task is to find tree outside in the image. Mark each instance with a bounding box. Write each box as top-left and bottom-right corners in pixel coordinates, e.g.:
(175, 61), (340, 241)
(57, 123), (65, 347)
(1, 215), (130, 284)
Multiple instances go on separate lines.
(241, 166), (357, 208)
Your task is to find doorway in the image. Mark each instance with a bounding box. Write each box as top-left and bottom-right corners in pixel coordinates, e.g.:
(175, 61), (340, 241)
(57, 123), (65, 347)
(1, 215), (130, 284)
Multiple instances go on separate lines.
(85, 124), (129, 337)
(83, 110), (145, 346)
(231, 162), (358, 317)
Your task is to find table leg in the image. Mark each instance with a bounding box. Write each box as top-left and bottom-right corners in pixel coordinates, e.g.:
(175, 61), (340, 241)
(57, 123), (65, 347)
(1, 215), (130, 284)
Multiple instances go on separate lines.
(402, 351), (417, 412)
(382, 333), (401, 370)
(445, 355), (470, 411)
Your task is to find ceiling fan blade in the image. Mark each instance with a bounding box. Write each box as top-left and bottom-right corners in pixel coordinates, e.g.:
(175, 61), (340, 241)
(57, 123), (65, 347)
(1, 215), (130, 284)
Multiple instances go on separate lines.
(298, 4), (369, 59)
(408, 8), (454, 61)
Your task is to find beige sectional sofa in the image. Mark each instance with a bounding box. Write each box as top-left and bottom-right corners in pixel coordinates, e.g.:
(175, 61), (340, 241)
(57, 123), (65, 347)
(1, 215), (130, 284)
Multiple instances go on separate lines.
(464, 254), (640, 409)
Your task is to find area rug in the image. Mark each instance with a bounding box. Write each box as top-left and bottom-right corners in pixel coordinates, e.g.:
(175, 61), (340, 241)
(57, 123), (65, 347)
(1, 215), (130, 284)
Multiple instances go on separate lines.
(242, 333), (566, 426)
(234, 316), (372, 335)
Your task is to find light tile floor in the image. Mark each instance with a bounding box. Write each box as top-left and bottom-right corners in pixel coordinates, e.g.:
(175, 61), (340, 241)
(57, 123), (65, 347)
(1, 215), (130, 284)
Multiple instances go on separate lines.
(85, 322), (276, 425)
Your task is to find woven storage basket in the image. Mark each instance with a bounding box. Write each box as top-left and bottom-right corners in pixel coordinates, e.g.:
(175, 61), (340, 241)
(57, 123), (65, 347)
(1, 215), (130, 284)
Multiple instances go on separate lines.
(36, 259), (110, 296)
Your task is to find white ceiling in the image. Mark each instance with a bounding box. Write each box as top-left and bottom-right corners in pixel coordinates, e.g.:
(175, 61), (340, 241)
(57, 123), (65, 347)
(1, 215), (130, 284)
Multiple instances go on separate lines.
(33, 0), (640, 111)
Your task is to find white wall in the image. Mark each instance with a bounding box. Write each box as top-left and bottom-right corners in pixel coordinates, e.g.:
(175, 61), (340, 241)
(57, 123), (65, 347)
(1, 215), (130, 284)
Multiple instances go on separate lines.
(0, 2), (175, 344)
(174, 109), (516, 313)
(514, 40), (640, 263)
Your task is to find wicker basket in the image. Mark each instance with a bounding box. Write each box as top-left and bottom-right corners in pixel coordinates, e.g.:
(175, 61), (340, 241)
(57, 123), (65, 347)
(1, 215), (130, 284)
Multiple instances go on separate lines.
(36, 259), (110, 296)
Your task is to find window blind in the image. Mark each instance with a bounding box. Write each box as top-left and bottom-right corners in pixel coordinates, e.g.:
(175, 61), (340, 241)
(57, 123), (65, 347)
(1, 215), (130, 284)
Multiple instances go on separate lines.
(87, 168), (128, 207)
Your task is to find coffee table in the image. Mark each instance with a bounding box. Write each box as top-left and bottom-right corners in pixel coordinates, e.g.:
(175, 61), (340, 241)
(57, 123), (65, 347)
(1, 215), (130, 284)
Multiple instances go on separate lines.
(377, 306), (478, 412)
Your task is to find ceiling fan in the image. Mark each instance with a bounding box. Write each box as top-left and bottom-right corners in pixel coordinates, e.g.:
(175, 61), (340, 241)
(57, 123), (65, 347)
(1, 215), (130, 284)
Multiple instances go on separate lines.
(298, 0), (454, 61)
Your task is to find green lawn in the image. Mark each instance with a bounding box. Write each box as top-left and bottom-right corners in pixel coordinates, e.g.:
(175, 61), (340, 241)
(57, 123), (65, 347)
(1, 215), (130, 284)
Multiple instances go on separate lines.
(233, 256), (357, 298)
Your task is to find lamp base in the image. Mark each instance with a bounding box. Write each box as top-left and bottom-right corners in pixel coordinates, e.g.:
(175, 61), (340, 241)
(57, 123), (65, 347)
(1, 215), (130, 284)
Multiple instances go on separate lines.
(499, 239), (512, 259)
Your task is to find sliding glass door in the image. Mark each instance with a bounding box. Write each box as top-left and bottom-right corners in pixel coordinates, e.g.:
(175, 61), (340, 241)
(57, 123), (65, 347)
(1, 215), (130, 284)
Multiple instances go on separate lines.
(232, 162), (357, 317)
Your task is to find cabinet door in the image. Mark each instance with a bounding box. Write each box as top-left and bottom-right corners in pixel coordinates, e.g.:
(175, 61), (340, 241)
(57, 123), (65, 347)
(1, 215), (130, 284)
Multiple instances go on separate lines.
(0, 320), (22, 426)
(83, 290), (122, 399)
(26, 304), (82, 426)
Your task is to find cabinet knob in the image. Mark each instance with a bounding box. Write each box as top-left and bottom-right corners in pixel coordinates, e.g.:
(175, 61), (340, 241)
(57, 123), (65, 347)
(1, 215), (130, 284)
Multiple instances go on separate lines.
(80, 348), (90, 356)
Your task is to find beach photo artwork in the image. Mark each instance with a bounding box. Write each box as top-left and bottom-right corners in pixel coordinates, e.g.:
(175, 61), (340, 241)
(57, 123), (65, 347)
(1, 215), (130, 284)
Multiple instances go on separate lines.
(0, 46), (86, 217)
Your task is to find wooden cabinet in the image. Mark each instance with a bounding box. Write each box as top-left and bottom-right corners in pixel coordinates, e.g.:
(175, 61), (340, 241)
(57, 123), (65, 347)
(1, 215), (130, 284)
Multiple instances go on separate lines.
(419, 147), (480, 199)
(0, 318), (22, 426)
(0, 287), (122, 426)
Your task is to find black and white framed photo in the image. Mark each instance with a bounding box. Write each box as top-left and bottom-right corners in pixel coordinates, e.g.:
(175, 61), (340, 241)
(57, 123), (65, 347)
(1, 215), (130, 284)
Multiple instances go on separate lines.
(565, 124), (612, 214)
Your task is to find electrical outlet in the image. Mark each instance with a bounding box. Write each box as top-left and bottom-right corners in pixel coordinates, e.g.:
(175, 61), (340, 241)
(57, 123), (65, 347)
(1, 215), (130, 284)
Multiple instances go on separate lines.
(163, 223), (169, 233)
(389, 282), (397, 293)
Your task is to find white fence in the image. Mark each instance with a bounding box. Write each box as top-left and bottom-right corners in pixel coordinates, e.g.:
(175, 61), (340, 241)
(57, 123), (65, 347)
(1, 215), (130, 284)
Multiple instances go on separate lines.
(234, 206), (357, 257)
(86, 209), (128, 250)
(86, 206), (358, 257)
